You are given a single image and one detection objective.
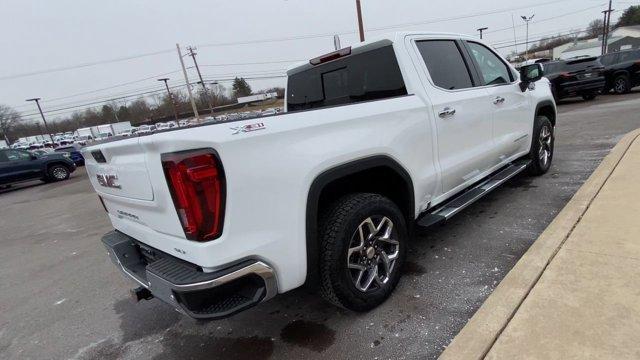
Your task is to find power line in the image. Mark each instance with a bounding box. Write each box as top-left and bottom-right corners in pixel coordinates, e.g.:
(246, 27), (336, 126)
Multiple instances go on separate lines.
(17, 74), (287, 120)
(0, 48), (175, 81)
(484, 3), (606, 35)
(1, 0), (580, 82)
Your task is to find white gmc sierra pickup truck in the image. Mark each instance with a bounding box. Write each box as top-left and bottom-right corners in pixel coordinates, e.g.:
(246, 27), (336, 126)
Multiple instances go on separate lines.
(84, 32), (556, 319)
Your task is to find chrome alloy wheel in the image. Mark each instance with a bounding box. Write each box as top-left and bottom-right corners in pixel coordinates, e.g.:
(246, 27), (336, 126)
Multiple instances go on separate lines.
(615, 78), (627, 93)
(347, 216), (400, 293)
(52, 167), (68, 180)
(538, 125), (552, 168)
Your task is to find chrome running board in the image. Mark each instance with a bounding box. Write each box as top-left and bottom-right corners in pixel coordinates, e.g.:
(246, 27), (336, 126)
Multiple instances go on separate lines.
(417, 160), (531, 229)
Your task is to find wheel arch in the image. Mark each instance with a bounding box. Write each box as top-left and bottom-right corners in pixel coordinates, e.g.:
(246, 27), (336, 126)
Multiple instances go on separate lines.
(304, 155), (415, 285)
(535, 100), (556, 127)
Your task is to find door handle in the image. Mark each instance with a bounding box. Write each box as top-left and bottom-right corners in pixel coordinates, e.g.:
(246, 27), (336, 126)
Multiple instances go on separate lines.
(493, 96), (506, 105)
(438, 107), (456, 118)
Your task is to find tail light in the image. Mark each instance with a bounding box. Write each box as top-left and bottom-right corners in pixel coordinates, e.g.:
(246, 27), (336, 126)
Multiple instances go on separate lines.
(162, 149), (226, 242)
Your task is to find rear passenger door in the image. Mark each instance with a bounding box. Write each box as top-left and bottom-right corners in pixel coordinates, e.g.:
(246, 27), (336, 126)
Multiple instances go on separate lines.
(464, 41), (531, 163)
(413, 39), (495, 197)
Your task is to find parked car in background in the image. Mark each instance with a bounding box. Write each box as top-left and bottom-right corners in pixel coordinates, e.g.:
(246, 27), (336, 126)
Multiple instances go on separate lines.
(76, 135), (93, 146)
(55, 144), (85, 166)
(30, 148), (54, 156)
(599, 49), (640, 94)
(543, 57), (605, 101)
(0, 148), (76, 187)
(119, 128), (137, 137)
(137, 124), (156, 134)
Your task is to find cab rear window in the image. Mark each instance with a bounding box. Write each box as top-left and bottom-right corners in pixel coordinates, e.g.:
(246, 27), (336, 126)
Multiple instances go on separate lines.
(286, 43), (407, 112)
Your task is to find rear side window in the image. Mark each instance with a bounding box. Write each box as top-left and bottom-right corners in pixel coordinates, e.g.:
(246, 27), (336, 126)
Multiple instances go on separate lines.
(565, 58), (602, 72)
(543, 61), (565, 75)
(619, 50), (640, 62)
(600, 53), (619, 66)
(416, 40), (473, 90)
(286, 45), (407, 112)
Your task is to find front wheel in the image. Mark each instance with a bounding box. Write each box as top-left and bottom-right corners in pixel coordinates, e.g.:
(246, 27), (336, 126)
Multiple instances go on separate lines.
(613, 75), (630, 94)
(319, 193), (407, 312)
(528, 116), (554, 176)
(47, 164), (71, 182)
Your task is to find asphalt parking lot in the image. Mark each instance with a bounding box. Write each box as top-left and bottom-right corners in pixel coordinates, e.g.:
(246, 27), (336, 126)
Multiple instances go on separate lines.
(2, 91), (640, 360)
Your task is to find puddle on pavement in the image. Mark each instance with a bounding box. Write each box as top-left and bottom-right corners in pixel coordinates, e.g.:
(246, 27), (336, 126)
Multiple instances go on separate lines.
(402, 261), (427, 276)
(280, 320), (335, 352)
(113, 298), (181, 343)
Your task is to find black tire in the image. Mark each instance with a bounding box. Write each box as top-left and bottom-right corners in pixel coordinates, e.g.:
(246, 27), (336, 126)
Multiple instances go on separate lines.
(47, 164), (71, 182)
(581, 93), (597, 101)
(613, 74), (630, 94)
(319, 193), (407, 312)
(527, 116), (554, 176)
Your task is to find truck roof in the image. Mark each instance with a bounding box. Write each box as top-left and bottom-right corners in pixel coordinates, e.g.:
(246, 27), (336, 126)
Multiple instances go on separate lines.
(286, 31), (479, 75)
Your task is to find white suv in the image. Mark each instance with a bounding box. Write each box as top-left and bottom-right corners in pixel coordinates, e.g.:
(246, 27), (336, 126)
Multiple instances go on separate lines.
(84, 32), (555, 319)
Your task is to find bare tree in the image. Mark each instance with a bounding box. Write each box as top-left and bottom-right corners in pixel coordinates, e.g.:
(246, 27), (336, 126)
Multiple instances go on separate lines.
(0, 104), (22, 143)
(586, 19), (606, 38)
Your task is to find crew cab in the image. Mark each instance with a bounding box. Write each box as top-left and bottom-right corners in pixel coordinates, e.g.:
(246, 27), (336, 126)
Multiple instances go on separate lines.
(84, 32), (556, 319)
(0, 148), (76, 187)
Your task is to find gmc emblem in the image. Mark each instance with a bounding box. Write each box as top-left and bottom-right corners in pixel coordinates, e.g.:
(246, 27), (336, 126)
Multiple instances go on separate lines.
(96, 174), (121, 189)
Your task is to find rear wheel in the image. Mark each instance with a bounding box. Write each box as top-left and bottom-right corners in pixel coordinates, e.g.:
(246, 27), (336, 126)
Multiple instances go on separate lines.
(319, 193), (407, 312)
(528, 116), (554, 176)
(47, 164), (70, 182)
(613, 74), (630, 94)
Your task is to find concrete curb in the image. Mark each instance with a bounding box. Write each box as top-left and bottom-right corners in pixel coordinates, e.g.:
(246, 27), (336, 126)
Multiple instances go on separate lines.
(439, 128), (640, 360)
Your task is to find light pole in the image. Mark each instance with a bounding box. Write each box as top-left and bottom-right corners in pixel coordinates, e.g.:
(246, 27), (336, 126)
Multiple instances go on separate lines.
(477, 27), (488, 39)
(521, 14), (535, 59)
(355, 0), (365, 42)
(26, 98), (54, 143)
(157, 78), (179, 121)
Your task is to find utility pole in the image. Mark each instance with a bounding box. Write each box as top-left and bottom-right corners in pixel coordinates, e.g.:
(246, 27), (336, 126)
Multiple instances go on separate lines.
(176, 43), (200, 122)
(355, 0), (365, 42)
(187, 46), (214, 117)
(511, 14), (518, 55)
(521, 14), (535, 59)
(602, 1), (614, 55)
(26, 98), (54, 143)
(158, 78), (179, 121)
(477, 27), (488, 39)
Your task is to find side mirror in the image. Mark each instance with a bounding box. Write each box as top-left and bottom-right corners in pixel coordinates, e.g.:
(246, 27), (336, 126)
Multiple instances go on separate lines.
(519, 63), (544, 92)
(30, 154), (38, 160)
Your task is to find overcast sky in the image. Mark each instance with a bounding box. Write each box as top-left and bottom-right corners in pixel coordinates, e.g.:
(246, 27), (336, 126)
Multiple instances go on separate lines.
(0, 0), (627, 121)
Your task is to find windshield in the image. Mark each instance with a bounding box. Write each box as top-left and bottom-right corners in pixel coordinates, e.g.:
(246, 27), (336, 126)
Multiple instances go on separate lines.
(287, 43), (407, 112)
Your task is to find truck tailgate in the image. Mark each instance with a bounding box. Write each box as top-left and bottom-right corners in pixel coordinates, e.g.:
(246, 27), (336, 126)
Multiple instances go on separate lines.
(85, 137), (154, 201)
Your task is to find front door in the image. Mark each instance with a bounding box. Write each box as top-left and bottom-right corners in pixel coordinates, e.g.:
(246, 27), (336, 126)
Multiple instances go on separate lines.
(3, 150), (41, 182)
(413, 39), (495, 197)
(465, 41), (531, 164)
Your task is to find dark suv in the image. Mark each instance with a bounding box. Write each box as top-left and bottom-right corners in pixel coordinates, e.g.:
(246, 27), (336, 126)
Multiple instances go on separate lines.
(543, 57), (606, 102)
(0, 148), (77, 188)
(599, 49), (640, 94)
